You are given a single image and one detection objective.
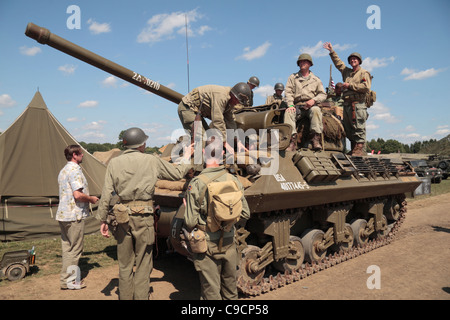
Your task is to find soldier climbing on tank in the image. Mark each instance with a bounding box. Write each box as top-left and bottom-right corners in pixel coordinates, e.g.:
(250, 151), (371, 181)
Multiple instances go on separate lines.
(177, 83), (251, 154)
(284, 53), (327, 151)
(323, 42), (372, 157)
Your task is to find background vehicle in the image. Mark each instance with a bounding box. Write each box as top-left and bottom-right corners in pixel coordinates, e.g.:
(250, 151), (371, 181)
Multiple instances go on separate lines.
(407, 159), (443, 183)
(0, 247), (36, 281)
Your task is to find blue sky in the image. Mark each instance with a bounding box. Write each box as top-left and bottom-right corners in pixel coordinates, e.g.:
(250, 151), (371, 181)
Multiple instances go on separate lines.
(1, 0), (449, 147)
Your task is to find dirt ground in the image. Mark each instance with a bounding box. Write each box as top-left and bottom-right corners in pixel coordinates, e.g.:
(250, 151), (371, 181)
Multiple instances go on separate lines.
(0, 193), (449, 300)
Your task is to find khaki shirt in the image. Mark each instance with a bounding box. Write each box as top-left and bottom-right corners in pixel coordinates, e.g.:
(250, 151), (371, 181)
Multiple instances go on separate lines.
(184, 166), (250, 240)
(97, 149), (191, 221)
(285, 71), (326, 106)
(265, 94), (285, 105)
(329, 50), (372, 95)
(182, 85), (237, 138)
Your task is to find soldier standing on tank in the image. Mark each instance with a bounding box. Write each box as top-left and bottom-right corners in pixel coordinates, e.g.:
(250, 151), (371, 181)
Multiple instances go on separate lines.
(96, 127), (192, 300)
(284, 53), (327, 151)
(184, 138), (250, 300)
(265, 83), (287, 108)
(323, 42), (372, 156)
(177, 83), (251, 154)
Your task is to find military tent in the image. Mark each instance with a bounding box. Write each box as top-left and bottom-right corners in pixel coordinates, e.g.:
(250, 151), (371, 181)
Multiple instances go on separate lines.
(0, 91), (106, 241)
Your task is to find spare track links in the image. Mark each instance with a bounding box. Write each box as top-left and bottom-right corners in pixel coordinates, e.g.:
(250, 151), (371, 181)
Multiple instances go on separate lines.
(236, 194), (407, 296)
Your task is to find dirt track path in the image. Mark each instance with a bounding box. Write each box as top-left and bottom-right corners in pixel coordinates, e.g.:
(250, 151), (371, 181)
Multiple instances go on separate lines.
(0, 194), (449, 300)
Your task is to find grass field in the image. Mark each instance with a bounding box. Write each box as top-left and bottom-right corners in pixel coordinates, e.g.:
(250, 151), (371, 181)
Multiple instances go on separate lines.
(1, 178), (449, 286)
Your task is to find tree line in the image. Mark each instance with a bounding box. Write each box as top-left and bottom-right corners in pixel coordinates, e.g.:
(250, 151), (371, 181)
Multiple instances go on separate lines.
(366, 138), (440, 154)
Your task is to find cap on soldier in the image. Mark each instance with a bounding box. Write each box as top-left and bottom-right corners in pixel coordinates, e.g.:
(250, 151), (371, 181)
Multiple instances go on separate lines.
(297, 53), (313, 66)
(122, 127), (148, 149)
(274, 83), (284, 91)
(231, 82), (252, 106)
(347, 52), (362, 64)
(248, 76), (260, 87)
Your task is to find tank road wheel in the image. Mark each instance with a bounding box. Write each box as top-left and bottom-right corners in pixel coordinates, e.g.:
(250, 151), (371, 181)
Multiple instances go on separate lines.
(351, 219), (369, 247)
(237, 245), (265, 287)
(273, 236), (305, 273)
(384, 197), (401, 221)
(371, 215), (388, 239)
(331, 224), (354, 252)
(301, 229), (327, 263)
(6, 264), (26, 281)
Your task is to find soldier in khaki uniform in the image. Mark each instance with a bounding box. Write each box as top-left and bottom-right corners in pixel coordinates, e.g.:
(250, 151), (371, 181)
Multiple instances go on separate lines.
(323, 42), (372, 156)
(265, 82), (287, 108)
(284, 53), (327, 151)
(97, 127), (192, 300)
(177, 83), (251, 153)
(184, 140), (250, 300)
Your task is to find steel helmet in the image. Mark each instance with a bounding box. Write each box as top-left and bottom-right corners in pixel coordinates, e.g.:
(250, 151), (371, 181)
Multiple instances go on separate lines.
(231, 82), (252, 106)
(248, 76), (260, 87)
(274, 83), (284, 91)
(347, 52), (362, 64)
(122, 127), (148, 149)
(297, 53), (313, 66)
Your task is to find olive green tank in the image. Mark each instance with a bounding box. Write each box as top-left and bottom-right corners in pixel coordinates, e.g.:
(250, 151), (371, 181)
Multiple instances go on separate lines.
(26, 22), (421, 295)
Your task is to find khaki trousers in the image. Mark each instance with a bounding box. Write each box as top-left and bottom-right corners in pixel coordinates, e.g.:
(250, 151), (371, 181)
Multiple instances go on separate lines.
(115, 214), (154, 300)
(59, 219), (85, 288)
(193, 237), (238, 300)
(284, 106), (323, 135)
(343, 101), (368, 144)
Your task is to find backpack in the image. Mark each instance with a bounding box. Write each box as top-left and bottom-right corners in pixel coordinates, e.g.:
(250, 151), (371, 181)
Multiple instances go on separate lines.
(198, 170), (243, 233)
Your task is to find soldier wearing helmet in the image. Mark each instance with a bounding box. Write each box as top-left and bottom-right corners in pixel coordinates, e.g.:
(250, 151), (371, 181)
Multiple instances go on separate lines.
(323, 42), (372, 156)
(246, 76), (260, 106)
(265, 82), (286, 108)
(177, 83), (250, 153)
(284, 53), (327, 151)
(96, 127), (193, 299)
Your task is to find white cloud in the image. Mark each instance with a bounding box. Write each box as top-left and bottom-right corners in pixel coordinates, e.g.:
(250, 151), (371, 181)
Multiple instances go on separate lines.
(137, 9), (209, 44)
(236, 41), (271, 61)
(19, 46), (42, 56)
(77, 100), (99, 108)
(401, 67), (445, 80)
(83, 120), (106, 130)
(58, 64), (76, 75)
(66, 117), (78, 122)
(435, 125), (450, 136)
(254, 84), (274, 98)
(361, 56), (395, 72)
(87, 19), (111, 35)
(102, 76), (118, 87)
(0, 94), (17, 108)
(299, 41), (356, 58)
(370, 101), (400, 124)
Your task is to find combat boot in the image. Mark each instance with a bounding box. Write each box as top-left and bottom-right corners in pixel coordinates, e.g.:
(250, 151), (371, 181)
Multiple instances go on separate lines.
(286, 134), (297, 151)
(311, 133), (322, 151)
(351, 143), (366, 156)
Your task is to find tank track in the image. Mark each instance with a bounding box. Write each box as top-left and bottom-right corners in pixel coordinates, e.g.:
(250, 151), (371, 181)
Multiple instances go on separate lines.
(237, 196), (407, 296)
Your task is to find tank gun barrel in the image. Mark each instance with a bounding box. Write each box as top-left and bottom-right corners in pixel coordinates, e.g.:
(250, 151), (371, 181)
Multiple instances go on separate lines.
(25, 22), (183, 104)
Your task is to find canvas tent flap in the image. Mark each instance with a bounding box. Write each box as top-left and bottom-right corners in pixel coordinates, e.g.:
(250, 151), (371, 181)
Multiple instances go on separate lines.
(0, 91), (107, 241)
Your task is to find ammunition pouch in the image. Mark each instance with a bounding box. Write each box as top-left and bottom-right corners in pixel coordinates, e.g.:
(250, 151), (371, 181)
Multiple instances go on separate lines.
(365, 90), (376, 107)
(112, 203), (130, 224)
(343, 92), (366, 103)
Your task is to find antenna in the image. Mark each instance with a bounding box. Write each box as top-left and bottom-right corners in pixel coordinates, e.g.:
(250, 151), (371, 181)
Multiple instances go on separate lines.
(185, 14), (190, 92)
